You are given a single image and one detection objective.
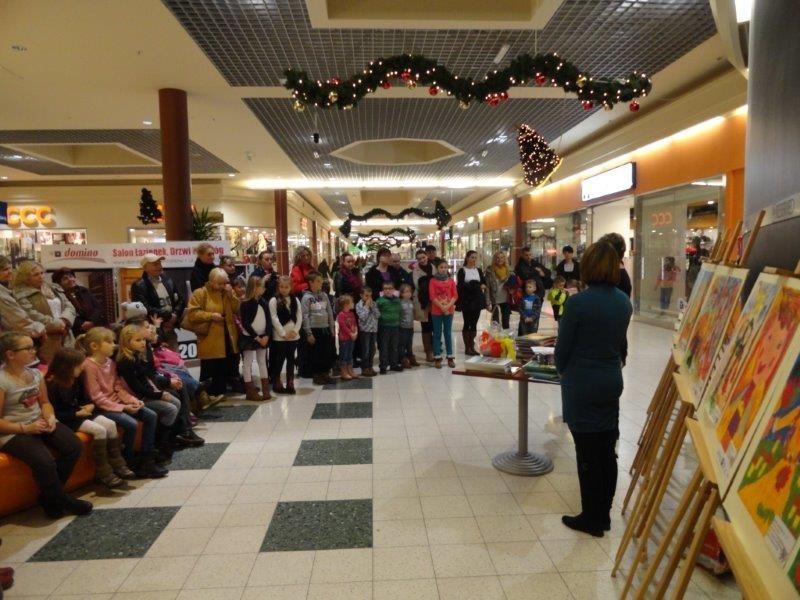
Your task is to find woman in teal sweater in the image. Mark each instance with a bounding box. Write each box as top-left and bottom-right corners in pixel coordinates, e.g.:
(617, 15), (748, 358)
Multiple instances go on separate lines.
(554, 241), (632, 537)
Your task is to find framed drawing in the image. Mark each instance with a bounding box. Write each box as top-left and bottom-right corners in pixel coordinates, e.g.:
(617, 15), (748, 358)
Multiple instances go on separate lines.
(723, 347), (800, 598)
(681, 266), (749, 403)
(675, 262), (716, 352)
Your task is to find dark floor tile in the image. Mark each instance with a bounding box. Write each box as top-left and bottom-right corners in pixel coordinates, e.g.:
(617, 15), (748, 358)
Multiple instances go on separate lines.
(294, 438), (372, 466)
(261, 499), (372, 552)
(199, 405), (257, 422)
(29, 506), (178, 561)
(322, 378), (373, 390)
(311, 402), (372, 420)
(169, 443), (228, 470)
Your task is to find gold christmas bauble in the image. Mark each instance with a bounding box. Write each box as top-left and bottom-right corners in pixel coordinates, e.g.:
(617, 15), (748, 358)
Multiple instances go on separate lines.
(576, 75), (587, 88)
(328, 91), (339, 102)
(292, 100), (306, 112)
(458, 100), (470, 110)
(406, 80), (417, 90)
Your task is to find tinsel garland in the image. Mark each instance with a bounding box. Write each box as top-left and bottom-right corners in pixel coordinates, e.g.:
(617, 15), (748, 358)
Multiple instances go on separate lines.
(517, 124), (562, 188)
(339, 201), (451, 237)
(285, 52), (651, 112)
(359, 235), (404, 249)
(356, 227), (416, 242)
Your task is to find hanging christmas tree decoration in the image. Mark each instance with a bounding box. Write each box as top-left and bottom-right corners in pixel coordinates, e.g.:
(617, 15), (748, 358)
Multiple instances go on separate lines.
(517, 125), (562, 188)
(428, 85), (439, 96)
(406, 79), (417, 90)
(458, 100), (470, 110)
(292, 99), (306, 112)
(328, 90), (338, 103)
(284, 52), (651, 111)
(629, 100), (640, 112)
(137, 187), (163, 225)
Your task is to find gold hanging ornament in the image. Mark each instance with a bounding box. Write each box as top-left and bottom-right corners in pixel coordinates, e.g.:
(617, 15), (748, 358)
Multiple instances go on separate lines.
(292, 99), (306, 112)
(406, 79), (417, 90)
(328, 90), (338, 102)
(576, 75), (587, 88)
(458, 100), (470, 110)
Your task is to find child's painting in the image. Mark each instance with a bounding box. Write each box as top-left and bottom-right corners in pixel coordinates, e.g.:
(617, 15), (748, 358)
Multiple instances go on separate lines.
(676, 263), (716, 352)
(723, 346), (800, 599)
(682, 267), (748, 403)
(710, 279), (800, 485)
(701, 273), (781, 411)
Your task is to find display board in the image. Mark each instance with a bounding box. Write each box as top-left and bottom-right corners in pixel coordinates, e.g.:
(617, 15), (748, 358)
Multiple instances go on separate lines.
(723, 346), (800, 598)
(699, 274), (800, 491)
(675, 262), (716, 352)
(681, 266), (749, 404)
(39, 241), (230, 270)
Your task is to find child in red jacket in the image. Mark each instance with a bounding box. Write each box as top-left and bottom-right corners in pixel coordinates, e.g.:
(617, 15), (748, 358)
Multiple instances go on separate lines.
(428, 258), (458, 369)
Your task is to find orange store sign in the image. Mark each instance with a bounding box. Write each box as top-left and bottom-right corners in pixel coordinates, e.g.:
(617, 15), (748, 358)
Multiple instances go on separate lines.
(6, 205), (55, 227)
(651, 211), (673, 227)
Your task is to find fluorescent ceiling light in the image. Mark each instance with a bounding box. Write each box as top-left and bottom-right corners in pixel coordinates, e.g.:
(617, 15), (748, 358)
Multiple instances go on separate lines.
(142, 120), (153, 126)
(244, 177), (515, 190)
(735, 0), (753, 23)
(330, 218), (437, 227)
(493, 43), (511, 64)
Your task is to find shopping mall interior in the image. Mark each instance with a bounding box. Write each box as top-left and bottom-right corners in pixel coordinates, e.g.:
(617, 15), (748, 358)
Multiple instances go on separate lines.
(0, 0), (798, 598)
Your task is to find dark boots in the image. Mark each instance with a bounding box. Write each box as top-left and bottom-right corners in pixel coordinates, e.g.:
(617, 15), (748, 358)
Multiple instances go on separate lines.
(286, 376), (296, 395)
(260, 378), (272, 401)
(462, 330), (477, 356)
(154, 426), (174, 465)
(244, 380), (261, 401)
(422, 332), (434, 362)
(40, 489), (93, 519)
(106, 437), (135, 479)
(136, 451), (169, 478)
(272, 375), (287, 394)
(91, 439), (123, 488)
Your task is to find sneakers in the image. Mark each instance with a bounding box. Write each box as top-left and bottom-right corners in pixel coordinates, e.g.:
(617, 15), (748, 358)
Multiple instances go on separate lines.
(175, 430), (205, 447)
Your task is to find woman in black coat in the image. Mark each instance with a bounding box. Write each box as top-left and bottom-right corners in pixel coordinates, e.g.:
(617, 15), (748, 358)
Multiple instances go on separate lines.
(364, 248), (405, 294)
(554, 241), (632, 537)
(189, 243), (217, 292)
(456, 250), (487, 356)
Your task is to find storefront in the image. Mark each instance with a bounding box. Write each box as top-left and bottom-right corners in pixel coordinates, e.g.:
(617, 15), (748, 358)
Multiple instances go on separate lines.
(634, 176), (723, 324)
(0, 203), (87, 266)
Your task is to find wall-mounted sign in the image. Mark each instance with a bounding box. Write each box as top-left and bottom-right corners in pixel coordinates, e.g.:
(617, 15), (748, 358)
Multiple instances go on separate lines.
(3, 205), (55, 228)
(581, 162), (636, 202)
(40, 241), (230, 270)
(651, 211), (673, 227)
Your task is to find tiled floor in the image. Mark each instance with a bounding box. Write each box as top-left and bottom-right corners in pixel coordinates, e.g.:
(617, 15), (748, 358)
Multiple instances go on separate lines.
(0, 316), (742, 599)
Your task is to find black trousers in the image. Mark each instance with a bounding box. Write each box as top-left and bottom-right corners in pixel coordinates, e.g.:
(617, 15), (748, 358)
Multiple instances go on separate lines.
(200, 327), (237, 395)
(570, 428), (619, 528)
(269, 340), (297, 381)
(462, 308), (481, 333)
(420, 319), (433, 333)
(2, 423), (82, 507)
(494, 303), (511, 329)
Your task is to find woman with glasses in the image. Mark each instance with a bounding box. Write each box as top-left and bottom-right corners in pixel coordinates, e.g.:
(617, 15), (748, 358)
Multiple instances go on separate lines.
(0, 255), (45, 340)
(0, 332), (92, 518)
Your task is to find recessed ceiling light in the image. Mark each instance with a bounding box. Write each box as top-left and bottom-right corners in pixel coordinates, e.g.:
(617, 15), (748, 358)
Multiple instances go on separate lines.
(228, 173), (235, 177)
(142, 120), (153, 126)
(0, 176), (7, 180)
(707, 200), (716, 205)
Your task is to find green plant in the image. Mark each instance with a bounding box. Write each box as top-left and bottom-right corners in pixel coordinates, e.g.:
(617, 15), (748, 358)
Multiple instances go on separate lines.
(191, 207), (217, 241)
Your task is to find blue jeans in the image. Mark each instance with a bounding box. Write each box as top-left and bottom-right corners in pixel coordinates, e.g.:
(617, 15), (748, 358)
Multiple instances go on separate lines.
(101, 407), (158, 460)
(399, 327), (414, 359)
(161, 365), (200, 397)
(339, 340), (355, 365)
(379, 326), (400, 371)
(360, 331), (377, 369)
(659, 286), (673, 310)
(145, 395), (180, 427)
(431, 314), (454, 358)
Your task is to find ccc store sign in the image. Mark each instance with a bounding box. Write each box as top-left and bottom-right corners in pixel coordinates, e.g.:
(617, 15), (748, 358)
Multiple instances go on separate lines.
(651, 211), (673, 227)
(6, 206), (55, 228)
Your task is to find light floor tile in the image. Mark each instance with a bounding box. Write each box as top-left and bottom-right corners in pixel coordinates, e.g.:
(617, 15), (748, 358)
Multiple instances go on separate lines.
(204, 526), (267, 555)
(112, 592), (178, 600)
(500, 573), (573, 600)
(53, 558), (139, 595)
(475, 515), (537, 543)
(436, 575), (506, 600)
(528, 513), (594, 541)
(467, 493), (523, 516)
(487, 541), (556, 575)
(514, 491), (572, 515)
(146, 527), (214, 557)
(329, 464), (372, 481)
(373, 579), (439, 600)
(167, 505), (227, 529)
(420, 495), (473, 519)
(310, 548), (373, 583)
(279, 481), (329, 501)
(373, 546), (435, 580)
(306, 581), (372, 600)
(429, 543), (496, 578)
(219, 502), (277, 528)
(4, 561), (79, 596)
(232, 483), (284, 504)
(185, 485), (239, 507)
(542, 538), (613, 572)
(326, 479), (372, 500)
(241, 586), (308, 600)
(118, 556), (197, 592)
(247, 551), (315, 586)
(373, 497), (424, 521)
(459, 475), (510, 495)
(425, 517), (483, 545)
(177, 587), (244, 600)
(372, 478), (420, 498)
(416, 477), (465, 497)
(183, 553), (257, 589)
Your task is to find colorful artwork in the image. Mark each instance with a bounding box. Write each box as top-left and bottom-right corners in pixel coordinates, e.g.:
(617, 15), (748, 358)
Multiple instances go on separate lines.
(714, 285), (800, 479)
(683, 268), (747, 403)
(701, 274), (780, 411)
(676, 263), (716, 352)
(790, 549), (800, 595)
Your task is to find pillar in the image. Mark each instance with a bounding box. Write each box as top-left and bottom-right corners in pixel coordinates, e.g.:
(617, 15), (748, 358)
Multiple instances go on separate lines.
(328, 230), (334, 263)
(439, 229), (446, 257)
(512, 196), (525, 266)
(274, 189), (289, 275)
(311, 220), (318, 265)
(158, 88), (193, 241)
(724, 168), (745, 233)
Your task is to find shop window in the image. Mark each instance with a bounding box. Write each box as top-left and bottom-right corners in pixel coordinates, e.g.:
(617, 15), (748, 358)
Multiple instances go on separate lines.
(0, 229), (86, 267)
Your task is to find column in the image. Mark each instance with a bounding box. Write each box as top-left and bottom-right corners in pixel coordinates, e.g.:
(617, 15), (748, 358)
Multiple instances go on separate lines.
(512, 196), (524, 266)
(158, 88), (193, 241)
(311, 220), (318, 264)
(274, 189), (289, 275)
(439, 229), (446, 257)
(328, 230), (334, 263)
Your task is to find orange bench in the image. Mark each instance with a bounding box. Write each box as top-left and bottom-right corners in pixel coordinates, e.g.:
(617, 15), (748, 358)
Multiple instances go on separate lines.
(0, 432), (96, 518)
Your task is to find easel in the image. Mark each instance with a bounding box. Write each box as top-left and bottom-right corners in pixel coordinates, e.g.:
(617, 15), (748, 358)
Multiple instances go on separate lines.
(614, 213), (765, 596)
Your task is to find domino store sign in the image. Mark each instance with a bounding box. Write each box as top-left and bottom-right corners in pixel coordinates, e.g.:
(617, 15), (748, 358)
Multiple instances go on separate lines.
(40, 241), (230, 270)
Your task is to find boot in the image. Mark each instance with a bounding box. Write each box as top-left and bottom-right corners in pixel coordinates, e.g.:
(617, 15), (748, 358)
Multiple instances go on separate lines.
(409, 353), (420, 367)
(106, 437), (135, 479)
(447, 357), (456, 368)
(272, 376), (287, 394)
(434, 358), (442, 369)
(422, 332), (434, 362)
(348, 365), (359, 379)
(401, 357), (411, 369)
(91, 439), (123, 488)
(154, 426), (174, 465)
(461, 331), (471, 356)
(62, 495), (93, 516)
(136, 451), (169, 478)
(312, 374), (326, 386)
(244, 380), (261, 401)
(286, 377), (296, 395)
(228, 375), (246, 394)
(260, 378), (272, 401)
(340, 363), (352, 381)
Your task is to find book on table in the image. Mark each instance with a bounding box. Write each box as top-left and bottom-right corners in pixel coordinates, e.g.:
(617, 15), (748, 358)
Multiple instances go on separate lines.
(464, 356), (514, 374)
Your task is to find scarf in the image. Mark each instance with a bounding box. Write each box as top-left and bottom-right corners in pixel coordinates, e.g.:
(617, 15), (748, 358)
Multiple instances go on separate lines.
(434, 272), (450, 281)
(492, 264), (509, 281)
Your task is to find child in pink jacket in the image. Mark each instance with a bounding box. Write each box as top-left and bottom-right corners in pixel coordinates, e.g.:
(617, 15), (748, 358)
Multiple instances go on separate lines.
(336, 295), (359, 380)
(428, 258), (458, 369)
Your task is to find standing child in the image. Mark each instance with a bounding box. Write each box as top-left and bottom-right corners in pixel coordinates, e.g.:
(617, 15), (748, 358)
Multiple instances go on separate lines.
(519, 280), (543, 335)
(376, 281), (402, 374)
(428, 258), (458, 369)
(356, 287), (380, 377)
(77, 327), (166, 478)
(46, 348), (133, 487)
(546, 276), (569, 322)
(398, 284), (416, 368)
(655, 256), (680, 311)
(239, 275), (272, 401)
(116, 324), (181, 464)
(269, 276), (302, 395)
(301, 272), (336, 385)
(336, 295), (359, 380)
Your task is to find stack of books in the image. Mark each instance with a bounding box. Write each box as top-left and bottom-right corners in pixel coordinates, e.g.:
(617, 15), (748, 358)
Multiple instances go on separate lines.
(522, 361), (560, 382)
(464, 356), (514, 374)
(515, 332), (557, 362)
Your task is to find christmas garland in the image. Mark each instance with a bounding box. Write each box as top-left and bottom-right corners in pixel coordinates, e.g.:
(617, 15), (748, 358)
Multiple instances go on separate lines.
(357, 227), (417, 242)
(517, 124), (562, 188)
(339, 201), (451, 237)
(359, 235), (404, 249)
(285, 52), (651, 112)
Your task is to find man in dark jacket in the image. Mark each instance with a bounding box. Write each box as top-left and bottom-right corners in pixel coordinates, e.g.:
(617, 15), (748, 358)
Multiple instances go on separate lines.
(130, 254), (185, 330)
(51, 267), (107, 336)
(515, 246), (552, 299)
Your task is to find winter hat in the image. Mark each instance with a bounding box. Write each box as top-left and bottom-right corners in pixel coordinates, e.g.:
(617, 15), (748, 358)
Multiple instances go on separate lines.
(120, 301), (148, 320)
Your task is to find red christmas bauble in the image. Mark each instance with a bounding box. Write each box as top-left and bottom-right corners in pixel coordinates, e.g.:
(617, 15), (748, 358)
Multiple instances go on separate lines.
(400, 71), (411, 82)
(331, 77), (341, 86)
(381, 80), (391, 89)
(428, 85), (439, 96)
(499, 91), (508, 100)
(489, 96), (500, 107)
(629, 100), (640, 112)
(535, 74), (547, 86)
(582, 100), (594, 111)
